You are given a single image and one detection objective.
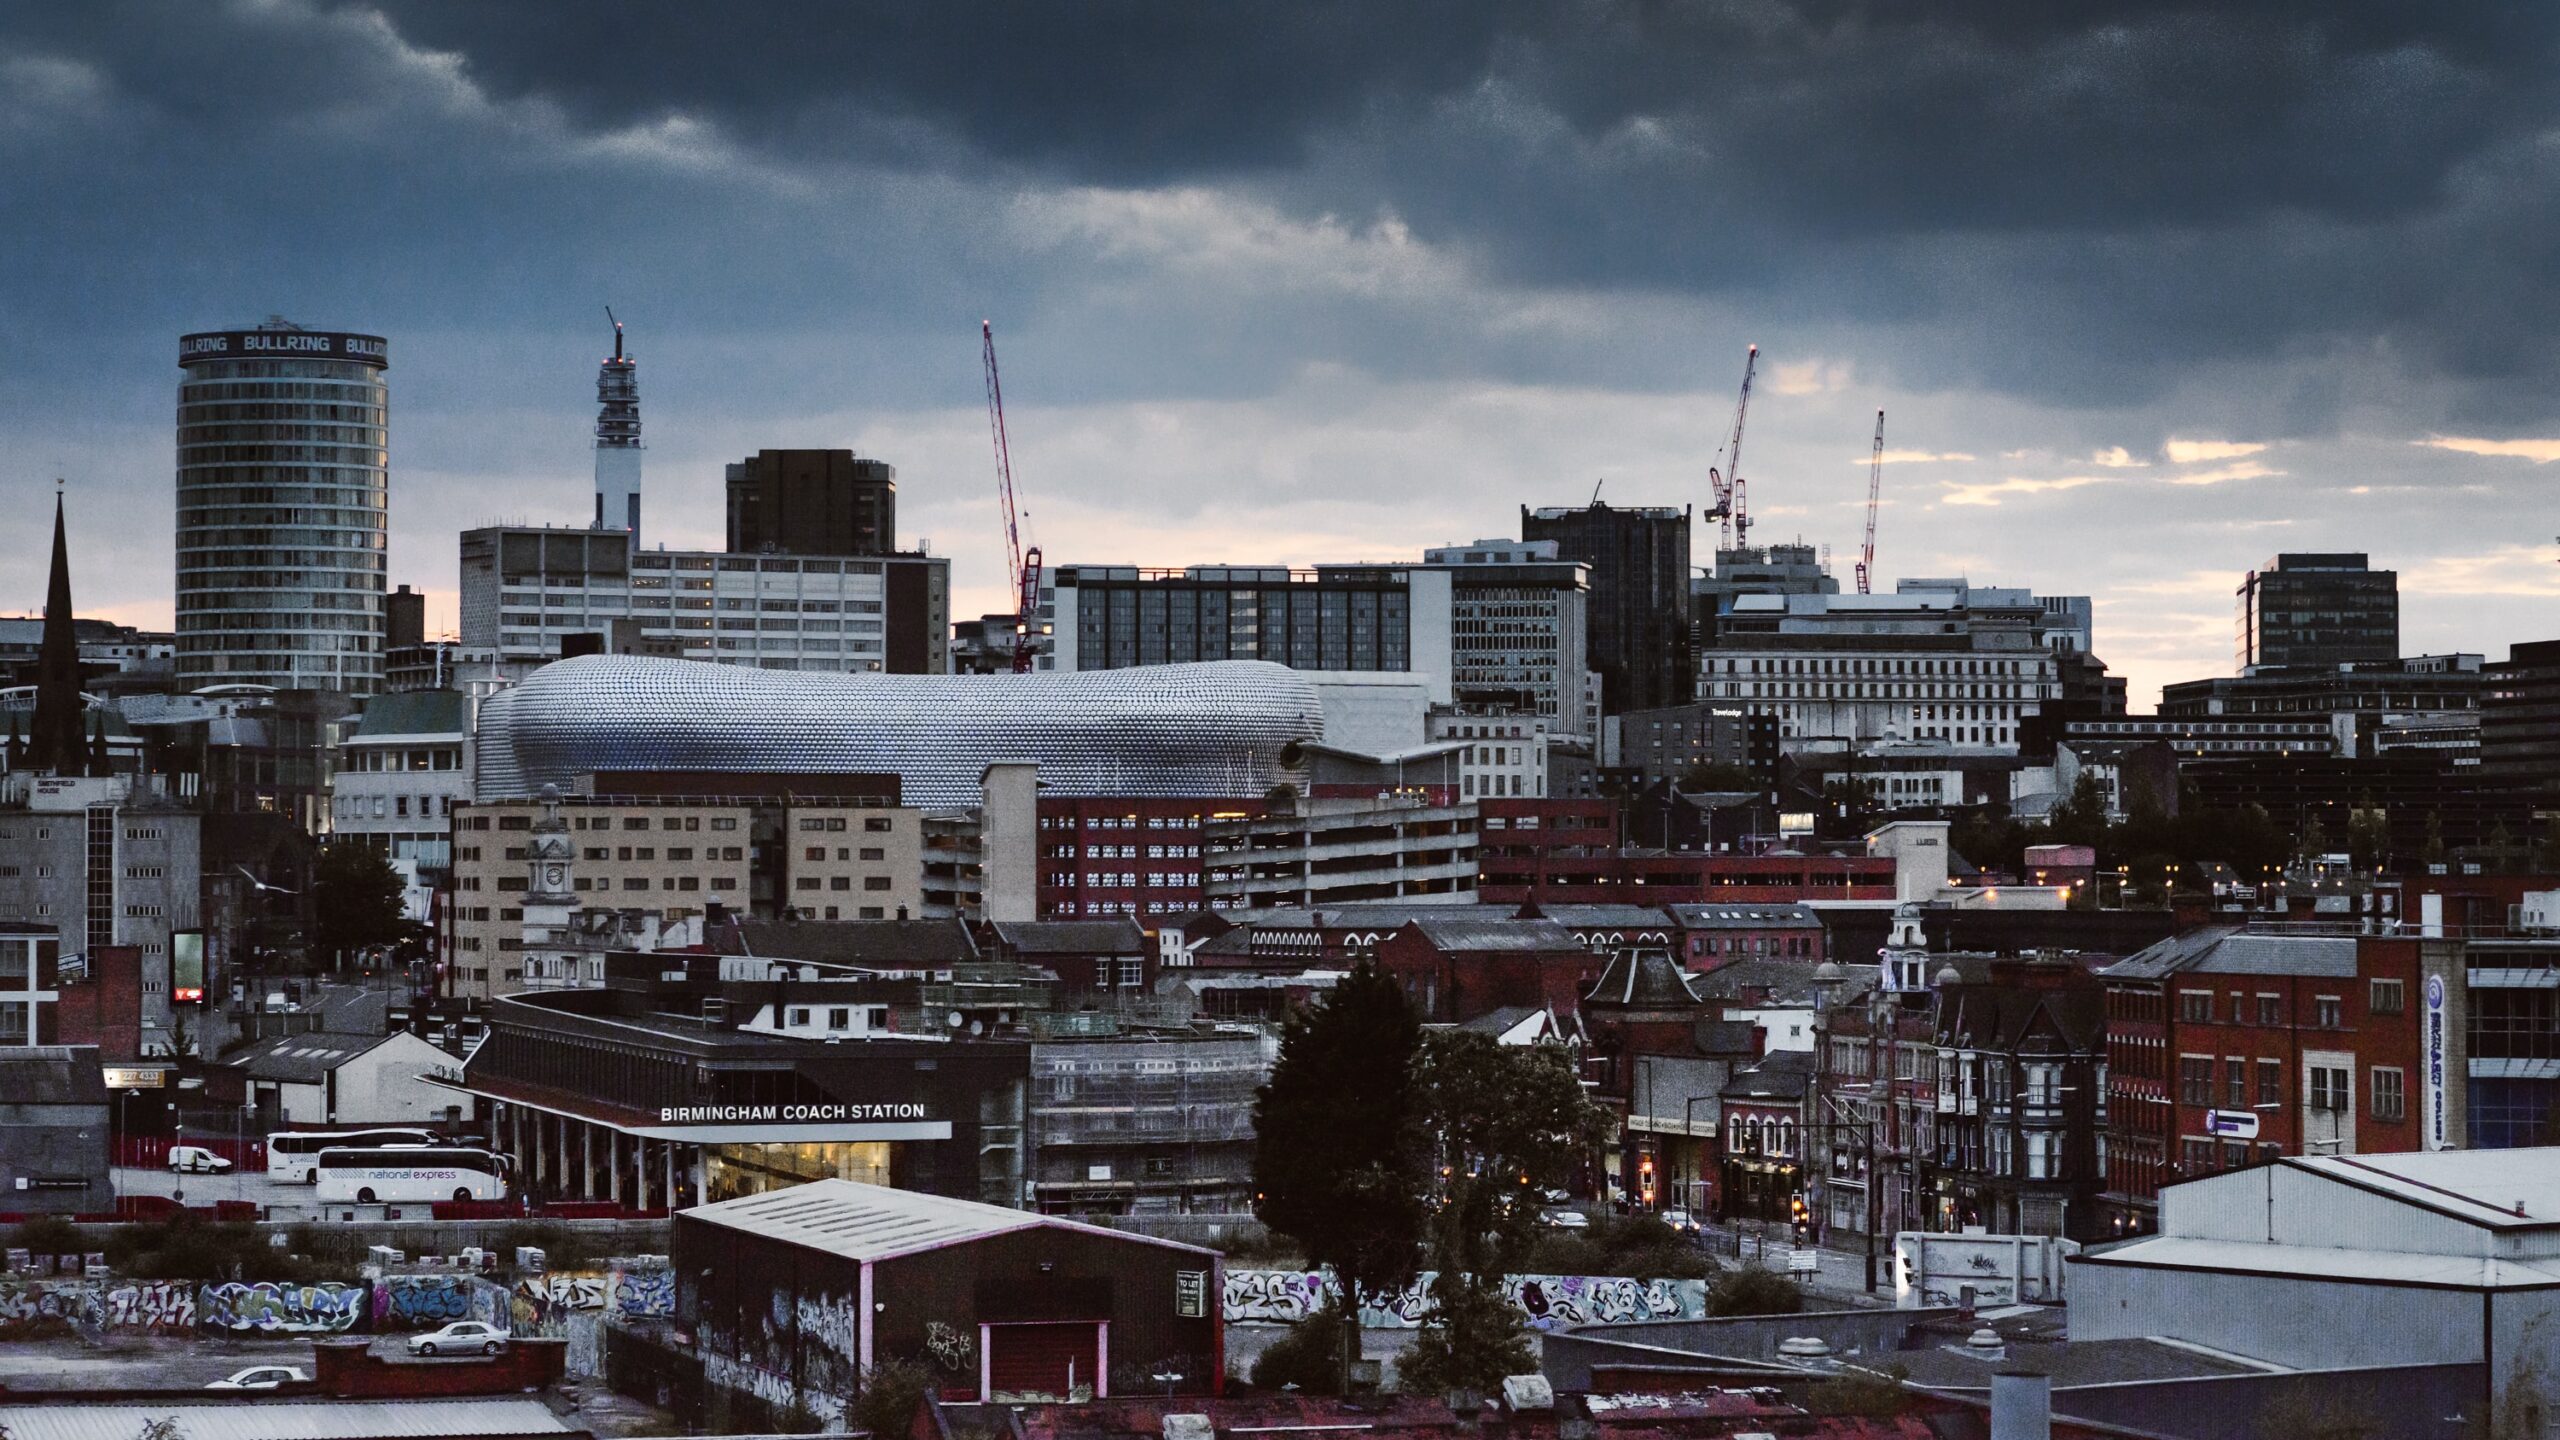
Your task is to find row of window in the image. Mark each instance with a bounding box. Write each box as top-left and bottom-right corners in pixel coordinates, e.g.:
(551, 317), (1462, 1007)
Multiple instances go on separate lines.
(2175, 981), (2399, 1027)
(2173, 1056), (2407, 1121)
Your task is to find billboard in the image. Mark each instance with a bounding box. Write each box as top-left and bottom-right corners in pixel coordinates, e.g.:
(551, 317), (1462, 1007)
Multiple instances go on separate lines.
(172, 930), (205, 1005)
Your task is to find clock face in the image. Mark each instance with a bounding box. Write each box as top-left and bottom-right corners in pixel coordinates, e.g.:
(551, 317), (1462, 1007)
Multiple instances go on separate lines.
(543, 865), (565, 888)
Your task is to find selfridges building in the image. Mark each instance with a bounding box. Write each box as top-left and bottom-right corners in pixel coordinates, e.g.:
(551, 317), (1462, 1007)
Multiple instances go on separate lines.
(473, 655), (1324, 805)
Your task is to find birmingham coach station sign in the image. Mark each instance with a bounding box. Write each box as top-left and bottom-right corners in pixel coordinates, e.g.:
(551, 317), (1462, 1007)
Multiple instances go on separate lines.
(658, 1102), (932, 1124)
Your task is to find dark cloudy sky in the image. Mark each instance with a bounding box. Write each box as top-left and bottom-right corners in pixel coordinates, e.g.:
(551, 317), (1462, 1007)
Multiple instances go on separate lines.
(3, 1), (2554, 704)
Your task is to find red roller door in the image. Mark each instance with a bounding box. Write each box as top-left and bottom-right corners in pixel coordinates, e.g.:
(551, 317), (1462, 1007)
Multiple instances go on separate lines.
(986, 1321), (1102, 1400)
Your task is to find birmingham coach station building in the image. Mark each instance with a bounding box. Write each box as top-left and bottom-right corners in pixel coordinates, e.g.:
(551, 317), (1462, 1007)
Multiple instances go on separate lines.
(444, 951), (1030, 1211)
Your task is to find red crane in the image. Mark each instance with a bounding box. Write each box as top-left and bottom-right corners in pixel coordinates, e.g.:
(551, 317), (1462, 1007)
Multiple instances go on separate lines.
(981, 321), (1043, 673)
(1856, 410), (1885, 595)
(1703, 344), (1759, 551)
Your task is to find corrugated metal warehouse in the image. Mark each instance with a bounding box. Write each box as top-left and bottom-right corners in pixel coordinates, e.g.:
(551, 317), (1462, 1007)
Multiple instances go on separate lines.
(2073, 1148), (2560, 1420)
(679, 1178), (1222, 1428)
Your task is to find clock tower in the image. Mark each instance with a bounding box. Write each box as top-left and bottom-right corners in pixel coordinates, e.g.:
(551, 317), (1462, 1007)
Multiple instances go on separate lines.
(521, 784), (583, 990)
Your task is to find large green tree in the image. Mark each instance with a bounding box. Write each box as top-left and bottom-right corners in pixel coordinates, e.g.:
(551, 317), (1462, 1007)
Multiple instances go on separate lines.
(1399, 1033), (1596, 1398)
(309, 843), (408, 963)
(1251, 961), (1427, 1380)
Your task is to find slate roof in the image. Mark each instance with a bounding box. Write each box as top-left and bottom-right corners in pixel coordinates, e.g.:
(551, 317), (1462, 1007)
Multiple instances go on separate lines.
(1664, 902), (1825, 930)
(1583, 949), (1704, 1008)
(1537, 904), (1677, 928)
(0, 1046), (106, 1104)
(1935, 977), (2104, 1054)
(992, 919), (1151, 955)
(2103, 925), (2358, 981)
(1691, 959), (1879, 1007)
(1722, 1049), (1815, 1101)
(720, 917), (981, 967)
(1397, 913), (1588, 952)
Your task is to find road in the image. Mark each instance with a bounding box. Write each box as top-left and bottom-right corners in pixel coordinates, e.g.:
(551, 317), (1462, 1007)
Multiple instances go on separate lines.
(114, 1163), (318, 1214)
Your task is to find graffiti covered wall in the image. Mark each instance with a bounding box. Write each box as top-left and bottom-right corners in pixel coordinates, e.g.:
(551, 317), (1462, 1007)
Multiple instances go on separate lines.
(502, 1265), (678, 1378)
(199, 1281), (370, 1334)
(376, 1274), (475, 1329)
(1221, 1270), (1709, 1328)
(105, 1281), (195, 1331)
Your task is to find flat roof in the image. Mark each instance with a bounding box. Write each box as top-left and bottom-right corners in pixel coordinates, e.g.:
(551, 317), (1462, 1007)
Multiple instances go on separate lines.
(682, 1177), (1215, 1262)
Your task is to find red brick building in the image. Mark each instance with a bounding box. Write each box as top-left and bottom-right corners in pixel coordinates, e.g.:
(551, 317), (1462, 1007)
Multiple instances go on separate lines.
(1034, 796), (1265, 922)
(1373, 913), (1603, 1024)
(1666, 902), (1827, 972)
(1481, 850), (1897, 907)
(2098, 926), (2425, 1234)
(1478, 797), (1619, 873)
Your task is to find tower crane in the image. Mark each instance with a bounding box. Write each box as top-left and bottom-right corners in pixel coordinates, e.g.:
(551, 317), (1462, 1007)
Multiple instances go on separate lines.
(1703, 345), (1759, 551)
(981, 321), (1043, 673)
(1856, 410), (1885, 595)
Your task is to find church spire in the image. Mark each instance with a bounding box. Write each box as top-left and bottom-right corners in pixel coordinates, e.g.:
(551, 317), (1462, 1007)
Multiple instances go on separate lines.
(28, 486), (85, 776)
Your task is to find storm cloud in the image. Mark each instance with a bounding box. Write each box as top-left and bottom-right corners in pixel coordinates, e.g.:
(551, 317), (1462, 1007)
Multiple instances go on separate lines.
(0, 1), (2552, 704)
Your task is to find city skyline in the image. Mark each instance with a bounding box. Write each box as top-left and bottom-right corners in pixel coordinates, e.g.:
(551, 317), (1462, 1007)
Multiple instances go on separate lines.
(3, 5), (2557, 706)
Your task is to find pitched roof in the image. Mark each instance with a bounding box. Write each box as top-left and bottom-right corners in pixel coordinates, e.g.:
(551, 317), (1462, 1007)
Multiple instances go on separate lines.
(681, 1176), (1213, 1262)
(1536, 904), (1676, 928)
(223, 1031), (391, 1083)
(1936, 977), (2104, 1054)
(1665, 902), (1824, 930)
(992, 919), (1150, 955)
(1723, 1049), (1814, 1101)
(2103, 925), (2358, 981)
(0, 1046), (107, 1104)
(721, 917), (980, 967)
(1583, 949), (1704, 1009)
(1398, 913), (1587, 952)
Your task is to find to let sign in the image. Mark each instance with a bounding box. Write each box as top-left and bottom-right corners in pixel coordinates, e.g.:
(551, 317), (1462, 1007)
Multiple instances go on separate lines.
(1174, 1270), (1208, 1319)
(2204, 1109), (2261, 1140)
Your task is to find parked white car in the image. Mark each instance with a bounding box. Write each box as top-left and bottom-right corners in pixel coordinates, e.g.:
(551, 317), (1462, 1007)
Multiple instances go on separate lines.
(1540, 1207), (1590, 1232)
(206, 1365), (306, 1390)
(409, 1320), (509, 1356)
(166, 1145), (232, 1174)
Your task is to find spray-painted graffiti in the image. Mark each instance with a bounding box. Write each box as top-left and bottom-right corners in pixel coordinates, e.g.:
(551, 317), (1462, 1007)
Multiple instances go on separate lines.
(0, 1282), (102, 1331)
(103, 1281), (194, 1331)
(511, 1272), (609, 1331)
(199, 1282), (369, 1334)
(1222, 1269), (1332, 1324)
(614, 1267), (674, 1319)
(926, 1319), (976, 1375)
(1505, 1275), (1704, 1326)
(376, 1274), (474, 1329)
(1223, 1271), (1708, 1329)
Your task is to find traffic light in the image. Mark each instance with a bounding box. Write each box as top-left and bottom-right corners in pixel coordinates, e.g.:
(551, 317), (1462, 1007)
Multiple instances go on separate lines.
(1789, 1194), (1809, 1246)
(1638, 1155), (1657, 1204)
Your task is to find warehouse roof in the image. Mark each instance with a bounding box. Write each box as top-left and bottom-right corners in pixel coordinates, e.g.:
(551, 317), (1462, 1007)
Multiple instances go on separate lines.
(0, 1397), (572, 1440)
(2293, 1149), (2560, 1229)
(223, 1031), (391, 1084)
(682, 1177), (1215, 1262)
